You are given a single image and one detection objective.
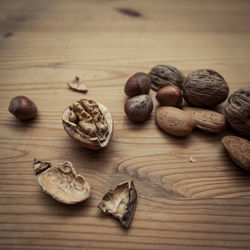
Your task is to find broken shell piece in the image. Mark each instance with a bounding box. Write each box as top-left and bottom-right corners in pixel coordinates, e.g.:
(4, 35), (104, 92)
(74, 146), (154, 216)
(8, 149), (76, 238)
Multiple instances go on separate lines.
(189, 157), (196, 163)
(98, 180), (137, 228)
(67, 77), (88, 93)
(62, 99), (113, 150)
(33, 158), (52, 175)
(38, 161), (91, 204)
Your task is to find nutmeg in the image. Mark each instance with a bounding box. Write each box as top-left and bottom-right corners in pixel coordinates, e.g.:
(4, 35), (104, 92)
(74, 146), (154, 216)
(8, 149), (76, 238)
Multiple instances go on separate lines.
(124, 95), (153, 122)
(124, 72), (151, 97)
(156, 85), (183, 107)
(8, 96), (38, 120)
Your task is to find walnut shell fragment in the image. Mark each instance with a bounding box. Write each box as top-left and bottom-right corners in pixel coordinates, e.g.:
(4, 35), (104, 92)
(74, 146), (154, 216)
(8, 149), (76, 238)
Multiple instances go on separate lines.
(221, 136), (250, 171)
(98, 180), (137, 228)
(33, 158), (52, 175)
(67, 77), (87, 93)
(224, 88), (250, 139)
(38, 161), (91, 204)
(148, 65), (184, 91)
(62, 99), (113, 150)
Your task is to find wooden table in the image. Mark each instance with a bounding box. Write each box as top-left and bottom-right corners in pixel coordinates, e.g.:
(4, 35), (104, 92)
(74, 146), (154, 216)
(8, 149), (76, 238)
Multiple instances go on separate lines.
(0, 0), (250, 249)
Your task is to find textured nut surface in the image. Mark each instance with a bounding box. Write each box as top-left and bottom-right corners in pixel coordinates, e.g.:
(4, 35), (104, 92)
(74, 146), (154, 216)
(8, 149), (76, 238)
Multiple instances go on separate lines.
(224, 88), (250, 139)
(124, 95), (153, 122)
(183, 69), (229, 107)
(156, 85), (183, 107)
(8, 96), (38, 120)
(156, 107), (195, 136)
(148, 65), (184, 91)
(62, 99), (113, 150)
(98, 180), (137, 228)
(221, 136), (250, 171)
(67, 77), (87, 93)
(184, 107), (226, 133)
(38, 161), (91, 204)
(124, 72), (151, 97)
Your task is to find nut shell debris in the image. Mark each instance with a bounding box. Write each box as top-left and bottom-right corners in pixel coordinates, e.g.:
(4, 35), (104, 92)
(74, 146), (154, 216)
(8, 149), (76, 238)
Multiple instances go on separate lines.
(98, 180), (137, 228)
(62, 99), (113, 150)
(38, 161), (91, 204)
(67, 77), (88, 93)
(33, 158), (52, 175)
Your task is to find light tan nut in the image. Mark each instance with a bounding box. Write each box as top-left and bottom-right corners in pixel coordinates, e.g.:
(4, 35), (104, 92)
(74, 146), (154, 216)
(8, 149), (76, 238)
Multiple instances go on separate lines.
(67, 77), (87, 93)
(183, 107), (226, 133)
(38, 161), (91, 204)
(33, 158), (51, 175)
(221, 136), (250, 171)
(156, 107), (195, 136)
(98, 180), (137, 228)
(62, 99), (113, 150)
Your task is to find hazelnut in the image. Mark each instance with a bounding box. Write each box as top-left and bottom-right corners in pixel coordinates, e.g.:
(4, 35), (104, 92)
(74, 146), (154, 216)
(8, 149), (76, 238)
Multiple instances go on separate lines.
(124, 72), (151, 97)
(124, 95), (153, 122)
(156, 85), (183, 107)
(8, 96), (38, 121)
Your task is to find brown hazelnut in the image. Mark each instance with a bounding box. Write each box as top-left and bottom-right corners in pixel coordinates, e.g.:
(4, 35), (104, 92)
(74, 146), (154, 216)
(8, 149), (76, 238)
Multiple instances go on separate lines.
(8, 96), (38, 120)
(124, 72), (151, 97)
(156, 85), (183, 107)
(124, 95), (153, 122)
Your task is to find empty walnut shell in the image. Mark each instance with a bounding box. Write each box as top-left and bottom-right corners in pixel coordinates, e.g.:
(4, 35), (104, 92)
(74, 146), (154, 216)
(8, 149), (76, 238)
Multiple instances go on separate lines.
(62, 99), (113, 150)
(148, 65), (184, 91)
(38, 161), (91, 204)
(183, 69), (229, 107)
(224, 88), (250, 139)
(98, 180), (137, 228)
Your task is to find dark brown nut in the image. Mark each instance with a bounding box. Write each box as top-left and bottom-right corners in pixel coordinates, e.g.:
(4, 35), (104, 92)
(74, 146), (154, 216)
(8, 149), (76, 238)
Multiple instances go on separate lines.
(67, 76), (87, 93)
(62, 99), (113, 150)
(221, 136), (250, 171)
(124, 72), (151, 97)
(156, 106), (195, 136)
(148, 65), (184, 91)
(183, 69), (229, 107)
(8, 96), (38, 120)
(98, 180), (137, 228)
(224, 88), (250, 139)
(38, 161), (91, 204)
(124, 95), (153, 122)
(156, 85), (183, 107)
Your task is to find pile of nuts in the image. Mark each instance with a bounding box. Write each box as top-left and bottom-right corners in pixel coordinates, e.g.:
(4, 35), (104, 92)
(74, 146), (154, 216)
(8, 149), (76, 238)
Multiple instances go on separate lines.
(123, 64), (250, 169)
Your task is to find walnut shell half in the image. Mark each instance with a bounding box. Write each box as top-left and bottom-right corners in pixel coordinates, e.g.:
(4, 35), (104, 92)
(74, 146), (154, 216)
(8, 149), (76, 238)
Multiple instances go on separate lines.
(224, 88), (250, 139)
(183, 69), (229, 107)
(62, 99), (113, 150)
(38, 161), (91, 204)
(98, 180), (137, 228)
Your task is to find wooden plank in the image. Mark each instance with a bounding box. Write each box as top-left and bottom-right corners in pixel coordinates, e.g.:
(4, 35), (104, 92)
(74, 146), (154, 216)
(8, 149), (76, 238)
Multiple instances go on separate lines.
(0, 0), (250, 249)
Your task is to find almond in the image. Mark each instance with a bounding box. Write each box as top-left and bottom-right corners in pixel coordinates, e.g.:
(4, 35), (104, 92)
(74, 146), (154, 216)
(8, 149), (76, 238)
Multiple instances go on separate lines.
(221, 136), (250, 171)
(184, 107), (226, 133)
(156, 107), (195, 136)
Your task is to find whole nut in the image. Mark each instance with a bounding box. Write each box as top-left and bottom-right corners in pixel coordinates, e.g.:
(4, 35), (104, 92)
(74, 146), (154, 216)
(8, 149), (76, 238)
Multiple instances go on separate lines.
(221, 136), (250, 171)
(224, 88), (250, 139)
(156, 85), (183, 107)
(156, 106), (195, 136)
(8, 96), (38, 120)
(124, 72), (151, 97)
(62, 99), (113, 150)
(124, 95), (153, 122)
(148, 65), (184, 91)
(183, 107), (226, 133)
(183, 69), (229, 107)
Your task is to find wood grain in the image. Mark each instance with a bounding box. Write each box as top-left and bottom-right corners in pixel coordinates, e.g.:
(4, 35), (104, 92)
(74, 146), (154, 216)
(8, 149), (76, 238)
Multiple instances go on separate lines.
(0, 0), (250, 249)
